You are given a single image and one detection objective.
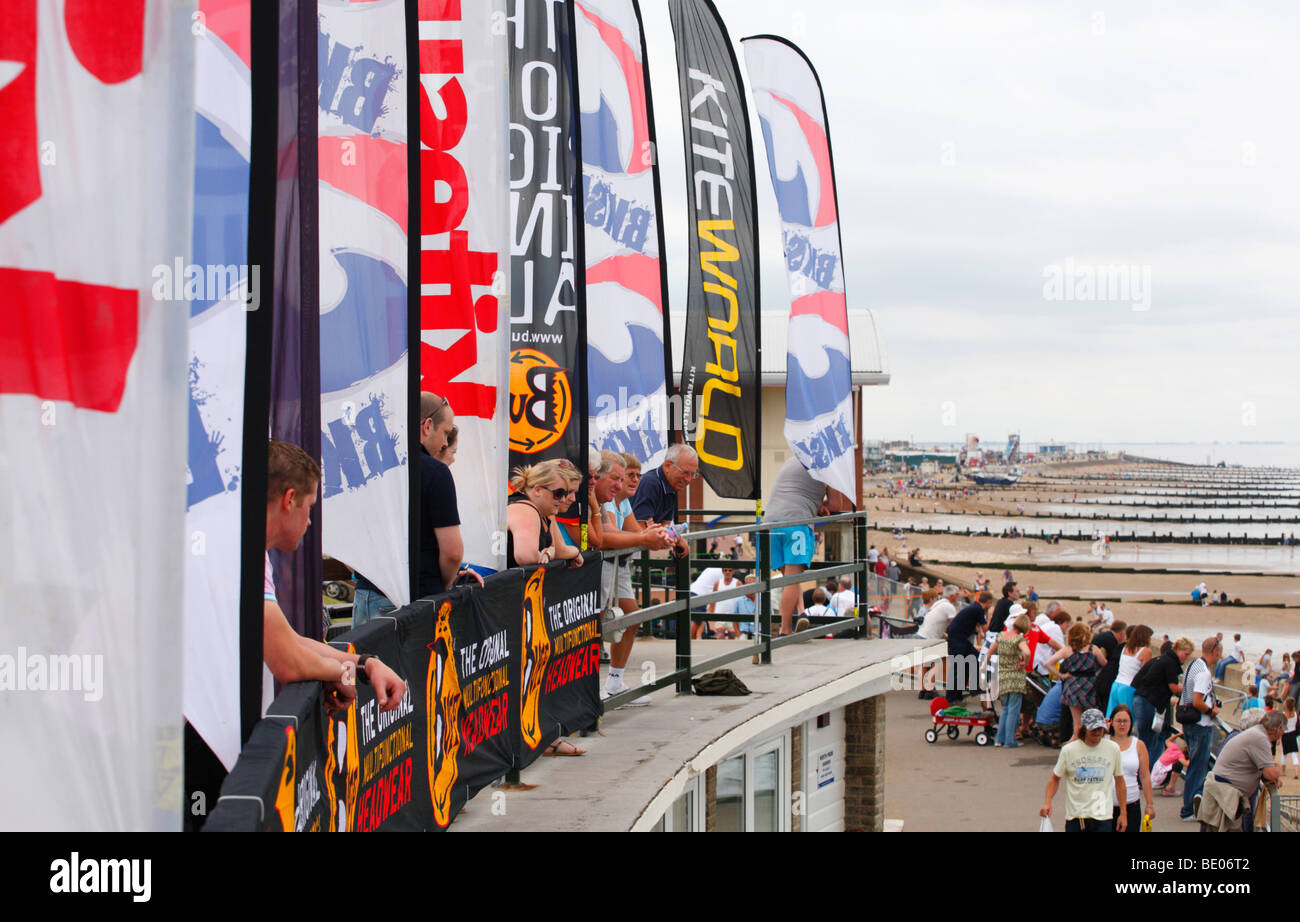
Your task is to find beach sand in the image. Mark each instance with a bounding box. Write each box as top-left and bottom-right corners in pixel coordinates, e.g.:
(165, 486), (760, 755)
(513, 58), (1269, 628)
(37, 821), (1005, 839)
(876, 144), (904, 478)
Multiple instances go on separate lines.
(861, 459), (1300, 661)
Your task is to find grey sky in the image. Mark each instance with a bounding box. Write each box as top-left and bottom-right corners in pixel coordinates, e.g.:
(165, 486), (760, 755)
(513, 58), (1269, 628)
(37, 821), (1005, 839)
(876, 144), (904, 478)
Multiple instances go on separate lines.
(637, 1), (1300, 444)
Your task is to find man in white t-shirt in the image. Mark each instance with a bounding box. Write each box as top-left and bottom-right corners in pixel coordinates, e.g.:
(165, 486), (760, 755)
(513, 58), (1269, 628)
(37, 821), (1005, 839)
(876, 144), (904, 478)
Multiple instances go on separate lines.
(1040, 708), (1127, 831)
(830, 577), (857, 618)
(918, 585), (960, 641)
(689, 566), (725, 640)
(1034, 608), (1068, 675)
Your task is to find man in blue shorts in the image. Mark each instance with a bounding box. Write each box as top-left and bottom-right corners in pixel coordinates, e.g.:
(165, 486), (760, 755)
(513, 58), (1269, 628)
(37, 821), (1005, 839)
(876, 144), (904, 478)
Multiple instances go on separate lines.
(762, 458), (853, 636)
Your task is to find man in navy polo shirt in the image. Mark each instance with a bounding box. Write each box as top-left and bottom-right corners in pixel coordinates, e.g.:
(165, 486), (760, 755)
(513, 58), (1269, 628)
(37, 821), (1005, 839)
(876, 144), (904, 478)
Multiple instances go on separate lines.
(631, 443), (695, 558)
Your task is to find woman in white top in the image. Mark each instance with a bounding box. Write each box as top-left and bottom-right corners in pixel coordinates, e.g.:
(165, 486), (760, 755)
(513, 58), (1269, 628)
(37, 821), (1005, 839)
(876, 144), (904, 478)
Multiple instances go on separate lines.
(1110, 704), (1153, 833)
(1106, 624), (1153, 716)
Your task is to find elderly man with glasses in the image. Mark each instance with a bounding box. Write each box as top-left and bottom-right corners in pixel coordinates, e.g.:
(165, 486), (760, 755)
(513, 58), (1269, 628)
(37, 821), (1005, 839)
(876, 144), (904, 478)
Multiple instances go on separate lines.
(631, 443), (697, 560)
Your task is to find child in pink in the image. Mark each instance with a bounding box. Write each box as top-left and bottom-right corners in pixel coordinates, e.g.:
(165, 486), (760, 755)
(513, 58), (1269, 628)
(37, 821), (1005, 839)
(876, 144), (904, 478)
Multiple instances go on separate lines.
(1150, 733), (1189, 795)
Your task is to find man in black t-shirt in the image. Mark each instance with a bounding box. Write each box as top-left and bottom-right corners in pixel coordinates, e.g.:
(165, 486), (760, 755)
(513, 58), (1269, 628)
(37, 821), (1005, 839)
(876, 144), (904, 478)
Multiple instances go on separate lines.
(946, 591), (994, 701)
(1092, 620), (1127, 716)
(352, 391), (480, 618)
(987, 582), (1018, 634)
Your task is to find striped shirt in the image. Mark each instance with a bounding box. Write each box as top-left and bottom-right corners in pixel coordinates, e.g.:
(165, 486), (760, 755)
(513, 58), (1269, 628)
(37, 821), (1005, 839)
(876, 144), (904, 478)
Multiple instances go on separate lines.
(1180, 658), (1215, 727)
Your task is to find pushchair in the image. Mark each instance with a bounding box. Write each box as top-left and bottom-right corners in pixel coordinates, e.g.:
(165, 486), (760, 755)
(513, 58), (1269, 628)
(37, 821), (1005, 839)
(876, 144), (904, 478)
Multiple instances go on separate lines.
(1027, 673), (1067, 748)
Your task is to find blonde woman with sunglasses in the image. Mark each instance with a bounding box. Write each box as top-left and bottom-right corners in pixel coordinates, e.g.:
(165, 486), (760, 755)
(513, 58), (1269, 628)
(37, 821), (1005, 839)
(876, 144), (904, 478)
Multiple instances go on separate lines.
(506, 461), (583, 568)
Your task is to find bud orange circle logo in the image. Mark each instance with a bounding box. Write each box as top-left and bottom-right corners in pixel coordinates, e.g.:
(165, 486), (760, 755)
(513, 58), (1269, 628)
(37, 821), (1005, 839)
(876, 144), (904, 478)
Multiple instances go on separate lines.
(509, 348), (571, 454)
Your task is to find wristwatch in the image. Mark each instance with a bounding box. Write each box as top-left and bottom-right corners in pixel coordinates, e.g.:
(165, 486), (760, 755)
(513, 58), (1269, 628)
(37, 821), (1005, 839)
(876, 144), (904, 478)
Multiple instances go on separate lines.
(355, 654), (374, 685)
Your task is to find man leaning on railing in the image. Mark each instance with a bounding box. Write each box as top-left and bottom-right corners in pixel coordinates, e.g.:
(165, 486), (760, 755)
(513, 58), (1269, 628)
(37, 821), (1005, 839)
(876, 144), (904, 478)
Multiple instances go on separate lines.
(760, 458), (854, 637)
(561, 449), (671, 704)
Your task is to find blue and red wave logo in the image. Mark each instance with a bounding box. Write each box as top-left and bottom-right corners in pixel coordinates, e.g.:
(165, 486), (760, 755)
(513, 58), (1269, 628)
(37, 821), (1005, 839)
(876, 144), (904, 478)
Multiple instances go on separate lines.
(757, 92), (837, 230)
(576, 1), (649, 177)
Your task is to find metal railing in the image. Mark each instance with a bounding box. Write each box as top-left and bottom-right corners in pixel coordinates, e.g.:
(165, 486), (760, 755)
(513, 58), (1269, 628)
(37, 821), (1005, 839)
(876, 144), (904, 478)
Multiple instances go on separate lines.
(597, 509), (873, 709)
(1269, 789), (1300, 832)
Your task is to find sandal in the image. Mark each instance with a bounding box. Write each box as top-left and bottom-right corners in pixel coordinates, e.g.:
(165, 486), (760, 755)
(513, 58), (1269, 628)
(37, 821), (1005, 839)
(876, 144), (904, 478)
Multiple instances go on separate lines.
(543, 738), (585, 757)
(1160, 788), (1180, 797)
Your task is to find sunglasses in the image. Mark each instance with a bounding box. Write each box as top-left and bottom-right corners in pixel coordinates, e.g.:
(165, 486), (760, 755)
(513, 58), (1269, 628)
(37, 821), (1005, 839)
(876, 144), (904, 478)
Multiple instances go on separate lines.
(549, 487), (574, 500)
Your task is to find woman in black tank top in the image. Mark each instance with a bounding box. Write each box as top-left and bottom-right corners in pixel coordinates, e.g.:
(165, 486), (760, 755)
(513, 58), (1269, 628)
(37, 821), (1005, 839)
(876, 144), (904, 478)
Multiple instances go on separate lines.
(505, 461), (583, 568)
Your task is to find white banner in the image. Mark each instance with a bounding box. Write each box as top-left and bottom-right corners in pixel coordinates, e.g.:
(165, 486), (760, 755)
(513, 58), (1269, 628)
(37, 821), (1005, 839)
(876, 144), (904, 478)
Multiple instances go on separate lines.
(576, 0), (671, 469)
(742, 36), (855, 499)
(0, 0), (194, 829)
(318, 0), (411, 603)
(183, 0), (251, 772)
(418, 0), (510, 570)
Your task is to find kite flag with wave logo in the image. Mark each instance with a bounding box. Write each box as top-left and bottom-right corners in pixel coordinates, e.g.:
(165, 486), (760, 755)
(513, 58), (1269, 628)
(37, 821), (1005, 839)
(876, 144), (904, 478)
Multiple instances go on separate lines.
(742, 36), (855, 499)
(184, 0), (252, 772)
(575, 0), (671, 468)
(317, 0), (411, 605)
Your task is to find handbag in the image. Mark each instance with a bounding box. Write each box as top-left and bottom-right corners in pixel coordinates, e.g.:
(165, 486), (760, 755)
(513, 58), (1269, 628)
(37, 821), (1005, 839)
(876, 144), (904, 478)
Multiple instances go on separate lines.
(1175, 702), (1200, 726)
(1150, 709), (1165, 734)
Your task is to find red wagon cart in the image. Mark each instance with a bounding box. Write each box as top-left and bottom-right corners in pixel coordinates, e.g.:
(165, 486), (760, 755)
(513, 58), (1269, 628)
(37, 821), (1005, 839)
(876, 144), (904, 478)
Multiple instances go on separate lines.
(925, 697), (995, 747)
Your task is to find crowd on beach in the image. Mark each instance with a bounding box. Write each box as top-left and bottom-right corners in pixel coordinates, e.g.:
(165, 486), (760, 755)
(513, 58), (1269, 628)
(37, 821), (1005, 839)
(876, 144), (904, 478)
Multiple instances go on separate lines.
(909, 576), (1299, 831)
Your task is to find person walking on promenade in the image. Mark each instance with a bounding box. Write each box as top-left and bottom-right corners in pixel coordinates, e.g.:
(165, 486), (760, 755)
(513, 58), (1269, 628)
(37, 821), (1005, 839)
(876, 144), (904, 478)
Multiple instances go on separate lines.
(995, 614), (1031, 748)
(1178, 636), (1222, 822)
(1131, 637), (1192, 757)
(1040, 708), (1127, 831)
(1045, 622), (1108, 741)
(1109, 704), (1154, 833)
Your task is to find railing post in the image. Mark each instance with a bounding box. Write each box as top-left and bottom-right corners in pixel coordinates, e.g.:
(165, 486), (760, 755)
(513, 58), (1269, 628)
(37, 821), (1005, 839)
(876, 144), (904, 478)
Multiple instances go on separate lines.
(639, 549), (651, 611)
(758, 521), (773, 665)
(675, 549), (692, 694)
(854, 510), (870, 638)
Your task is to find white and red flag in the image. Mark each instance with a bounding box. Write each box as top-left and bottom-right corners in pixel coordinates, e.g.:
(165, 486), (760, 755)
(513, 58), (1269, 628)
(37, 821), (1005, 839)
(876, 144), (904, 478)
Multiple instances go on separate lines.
(0, 1), (195, 829)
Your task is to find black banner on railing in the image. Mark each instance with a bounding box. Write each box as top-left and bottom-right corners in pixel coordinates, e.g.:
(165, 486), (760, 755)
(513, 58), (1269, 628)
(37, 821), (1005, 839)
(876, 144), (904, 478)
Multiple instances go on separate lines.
(409, 578), (520, 830)
(668, 0), (760, 499)
(205, 556), (602, 832)
(519, 561), (604, 769)
(508, 0), (588, 481)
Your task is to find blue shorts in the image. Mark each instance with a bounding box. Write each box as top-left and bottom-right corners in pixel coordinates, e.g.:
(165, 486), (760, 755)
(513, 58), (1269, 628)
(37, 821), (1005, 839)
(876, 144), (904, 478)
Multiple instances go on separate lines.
(769, 525), (814, 570)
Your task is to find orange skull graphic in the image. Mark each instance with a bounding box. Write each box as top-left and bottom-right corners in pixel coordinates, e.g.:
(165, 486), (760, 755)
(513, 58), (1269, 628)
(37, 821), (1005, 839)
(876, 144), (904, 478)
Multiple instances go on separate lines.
(324, 696), (360, 832)
(520, 567), (551, 749)
(427, 600), (461, 827)
(274, 724), (296, 832)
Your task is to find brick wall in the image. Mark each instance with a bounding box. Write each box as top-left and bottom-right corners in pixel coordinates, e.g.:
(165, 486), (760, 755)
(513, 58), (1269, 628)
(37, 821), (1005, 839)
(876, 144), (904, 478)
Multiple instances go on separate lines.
(844, 695), (885, 831)
(705, 765), (717, 833)
(791, 724), (803, 833)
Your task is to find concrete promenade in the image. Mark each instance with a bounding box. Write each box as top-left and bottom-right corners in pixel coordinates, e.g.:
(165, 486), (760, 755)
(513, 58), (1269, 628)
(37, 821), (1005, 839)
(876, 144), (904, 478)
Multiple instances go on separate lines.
(883, 689), (1198, 832)
(452, 635), (941, 831)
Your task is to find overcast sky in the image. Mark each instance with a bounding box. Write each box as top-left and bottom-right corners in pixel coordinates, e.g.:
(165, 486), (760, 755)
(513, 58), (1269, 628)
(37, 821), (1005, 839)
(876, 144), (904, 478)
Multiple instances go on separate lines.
(635, 0), (1300, 446)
